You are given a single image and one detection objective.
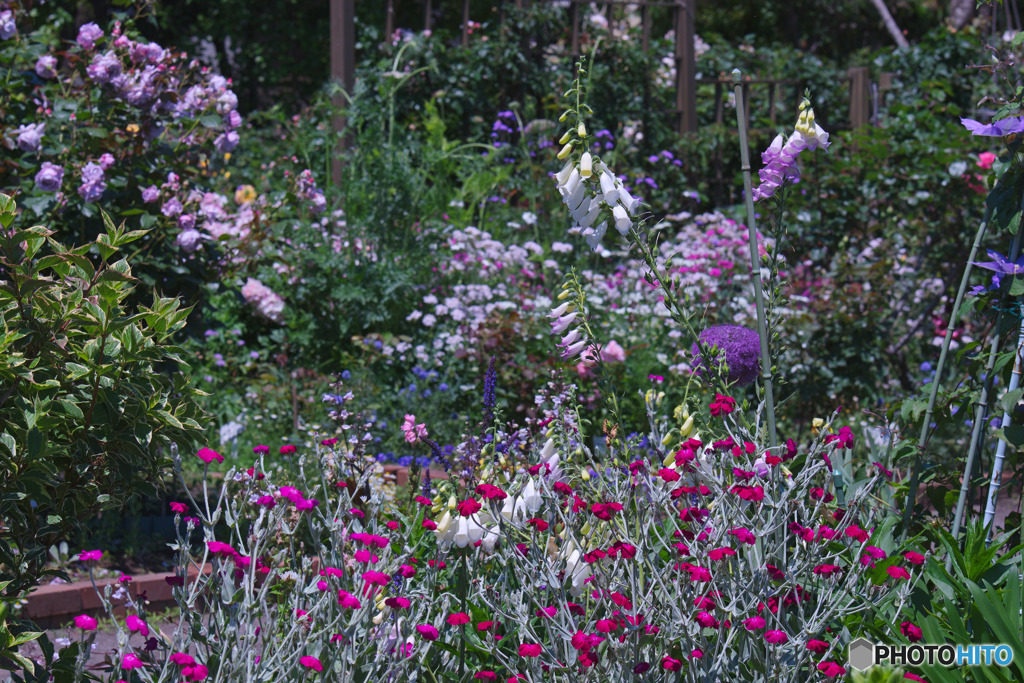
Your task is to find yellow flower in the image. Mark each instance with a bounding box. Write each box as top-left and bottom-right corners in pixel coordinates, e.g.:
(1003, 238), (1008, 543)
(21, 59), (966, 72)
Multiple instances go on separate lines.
(126, 123), (140, 134)
(234, 184), (257, 205)
(811, 417), (825, 435)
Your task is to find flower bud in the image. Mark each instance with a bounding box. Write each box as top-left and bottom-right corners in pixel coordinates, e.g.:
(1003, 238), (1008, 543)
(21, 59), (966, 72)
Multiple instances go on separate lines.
(557, 142), (573, 160)
(373, 611), (384, 625)
(661, 431), (675, 446)
(559, 110), (570, 122)
(577, 122), (586, 137)
(557, 289), (572, 300)
(581, 469), (591, 481)
(447, 495), (457, 510)
(680, 415), (694, 436)
(559, 130), (572, 145)
(580, 152), (593, 178)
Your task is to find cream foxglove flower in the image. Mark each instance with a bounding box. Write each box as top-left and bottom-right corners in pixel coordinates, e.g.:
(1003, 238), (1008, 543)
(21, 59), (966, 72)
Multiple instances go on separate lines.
(580, 151), (593, 177)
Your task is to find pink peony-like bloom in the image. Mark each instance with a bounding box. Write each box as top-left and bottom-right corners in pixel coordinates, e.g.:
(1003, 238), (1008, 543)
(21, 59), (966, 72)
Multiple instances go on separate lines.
(299, 656), (323, 672)
(74, 614), (98, 630)
(416, 624), (439, 641)
(196, 447), (223, 464)
(978, 152), (997, 169)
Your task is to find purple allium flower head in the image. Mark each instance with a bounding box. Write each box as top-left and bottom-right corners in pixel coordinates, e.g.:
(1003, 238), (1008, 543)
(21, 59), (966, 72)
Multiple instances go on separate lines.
(34, 162), (64, 192)
(16, 123), (45, 152)
(76, 23), (104, 50)
(35, 55), (57, 79)
(691, 324), (761, 387)
(0, 10), (16, 40)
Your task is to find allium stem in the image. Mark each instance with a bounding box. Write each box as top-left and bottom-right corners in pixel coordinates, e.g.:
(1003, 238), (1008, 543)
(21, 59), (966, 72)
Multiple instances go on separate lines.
(732, 69), (778, 453)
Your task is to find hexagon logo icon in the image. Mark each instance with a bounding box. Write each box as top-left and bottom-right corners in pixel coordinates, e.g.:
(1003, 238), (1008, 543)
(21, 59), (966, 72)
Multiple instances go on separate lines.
(848, 638), (875, 671)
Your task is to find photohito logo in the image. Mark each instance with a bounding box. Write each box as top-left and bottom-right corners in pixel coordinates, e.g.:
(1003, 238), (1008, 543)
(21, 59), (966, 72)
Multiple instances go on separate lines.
(848, 638), (1015, 671)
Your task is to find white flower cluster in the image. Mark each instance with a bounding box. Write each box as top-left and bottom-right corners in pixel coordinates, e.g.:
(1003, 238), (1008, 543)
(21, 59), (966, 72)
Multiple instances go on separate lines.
(554, 156), (640, 252)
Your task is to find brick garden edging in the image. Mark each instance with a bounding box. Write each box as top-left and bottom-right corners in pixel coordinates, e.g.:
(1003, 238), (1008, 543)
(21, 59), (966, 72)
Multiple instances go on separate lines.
(20, 465), (446, 627)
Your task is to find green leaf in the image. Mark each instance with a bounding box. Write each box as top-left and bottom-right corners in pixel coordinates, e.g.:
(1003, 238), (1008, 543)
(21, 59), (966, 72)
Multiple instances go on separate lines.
(27, 428), (43, 460)
(1001, 387), (1024, 413)
(199, 114), (223, 129)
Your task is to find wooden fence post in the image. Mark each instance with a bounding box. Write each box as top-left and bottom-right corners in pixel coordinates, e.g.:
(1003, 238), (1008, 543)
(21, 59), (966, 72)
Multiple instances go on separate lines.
(848, 66), (870, 129)
(329, 0), (355, 187)
(462, 0), (471, 47)
(424, 0), (432, 31)
(674, 0), (697, 134)
(569, 1), (580, 56)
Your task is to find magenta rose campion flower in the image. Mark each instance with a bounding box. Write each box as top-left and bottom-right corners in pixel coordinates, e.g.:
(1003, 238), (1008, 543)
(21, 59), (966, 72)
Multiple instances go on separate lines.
(77, 549), (103, 561)
(196, 447), (223, 464)
(73, 614), (97, 630)
(299, 656), (323, 672)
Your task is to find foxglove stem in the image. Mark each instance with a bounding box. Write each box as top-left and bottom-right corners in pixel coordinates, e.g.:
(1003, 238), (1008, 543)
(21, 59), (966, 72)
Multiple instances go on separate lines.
(733, 69), (778, 454)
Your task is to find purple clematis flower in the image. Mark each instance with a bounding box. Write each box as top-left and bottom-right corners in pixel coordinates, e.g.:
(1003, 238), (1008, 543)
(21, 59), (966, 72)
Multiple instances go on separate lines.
(968, 249), (1024, 295)
(961, 116), (1024, 137)
(971, 249), (1024, 275)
